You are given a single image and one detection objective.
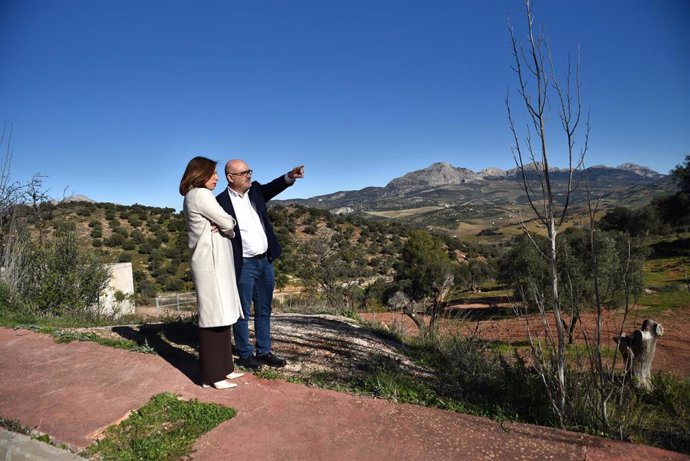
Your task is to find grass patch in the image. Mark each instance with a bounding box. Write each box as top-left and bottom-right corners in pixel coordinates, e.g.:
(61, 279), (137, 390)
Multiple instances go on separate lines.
(87, 393), (236, 461)
(638, 254), (690, 313)
(483, 339), (531, 354)
(51, 329), (156, 354)
(451, 288), (512, 302)
(304, 354), (471, 413)
(254, 368), (286, 380)
(644, 257), (689, 286)
(0, 418), (32, 436)
(633, 373), (690, 453)
(0, 308), (148, 330)
(639, 288), (690, 315)
(5, 323), (157, 354)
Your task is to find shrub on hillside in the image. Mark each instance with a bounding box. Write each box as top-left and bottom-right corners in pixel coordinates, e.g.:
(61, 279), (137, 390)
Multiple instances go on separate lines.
(20, 225), (111, 317)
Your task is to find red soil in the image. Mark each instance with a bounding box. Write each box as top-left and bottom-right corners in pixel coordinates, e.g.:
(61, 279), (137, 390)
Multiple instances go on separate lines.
(361, 305), (690, 378)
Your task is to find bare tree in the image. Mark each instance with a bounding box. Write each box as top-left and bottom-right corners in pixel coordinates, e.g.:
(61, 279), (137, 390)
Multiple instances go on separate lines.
(506, 0), (589, 425)
(25, 173), (54, 244)
(0, 123), (23, 225)
(0, 123), (28, 293)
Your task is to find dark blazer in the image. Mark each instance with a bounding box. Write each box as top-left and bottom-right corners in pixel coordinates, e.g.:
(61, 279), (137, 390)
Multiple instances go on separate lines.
(216, 175), (292, 280)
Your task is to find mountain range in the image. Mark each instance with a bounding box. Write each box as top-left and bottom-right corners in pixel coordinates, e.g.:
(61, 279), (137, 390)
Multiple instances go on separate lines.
(67, 161), (673, 231)
(274, 162), (674, 231)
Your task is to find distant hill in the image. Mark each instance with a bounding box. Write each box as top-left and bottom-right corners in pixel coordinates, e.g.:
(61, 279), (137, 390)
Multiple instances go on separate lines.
(19, 200), (418, 303)
(48, 194), (97, 205)
(64, 194), (97, 203)
(278, 162), (670, 211)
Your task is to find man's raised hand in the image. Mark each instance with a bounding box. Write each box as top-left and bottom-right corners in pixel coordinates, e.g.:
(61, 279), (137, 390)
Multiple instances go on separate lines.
(288, 165), (305, 180)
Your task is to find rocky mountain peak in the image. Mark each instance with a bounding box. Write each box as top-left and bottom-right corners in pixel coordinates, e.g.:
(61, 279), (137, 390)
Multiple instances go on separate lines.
(616, 163), (663, 178)
(478, 167), (507, 178)
(386, 162), (480, 190)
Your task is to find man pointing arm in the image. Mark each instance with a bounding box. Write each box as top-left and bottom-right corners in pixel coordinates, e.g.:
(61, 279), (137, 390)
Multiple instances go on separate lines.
(216, 159), (304, 370)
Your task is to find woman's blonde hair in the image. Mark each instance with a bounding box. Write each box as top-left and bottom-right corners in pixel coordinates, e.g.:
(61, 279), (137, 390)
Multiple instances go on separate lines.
(179, 156), (217, 196)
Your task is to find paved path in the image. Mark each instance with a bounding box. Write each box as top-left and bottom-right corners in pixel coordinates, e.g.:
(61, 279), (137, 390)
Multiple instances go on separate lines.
(0, 327), (687, 461)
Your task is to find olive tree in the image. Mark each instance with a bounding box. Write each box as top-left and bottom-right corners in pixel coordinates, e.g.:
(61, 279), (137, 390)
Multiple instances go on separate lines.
(499, 229), (647, 343)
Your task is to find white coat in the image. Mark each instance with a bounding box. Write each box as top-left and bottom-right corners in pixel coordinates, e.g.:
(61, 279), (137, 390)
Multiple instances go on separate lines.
(183, 187), (243, 328)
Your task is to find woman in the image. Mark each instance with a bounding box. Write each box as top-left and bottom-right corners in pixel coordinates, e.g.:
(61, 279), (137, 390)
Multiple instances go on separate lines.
(179, 156), (244, 389)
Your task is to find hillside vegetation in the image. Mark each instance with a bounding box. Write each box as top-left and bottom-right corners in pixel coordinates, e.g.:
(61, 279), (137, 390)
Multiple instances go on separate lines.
(17, 200), (494, 305)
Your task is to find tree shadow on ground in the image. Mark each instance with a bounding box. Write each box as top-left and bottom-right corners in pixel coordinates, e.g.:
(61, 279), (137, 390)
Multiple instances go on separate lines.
(650, 237), (690, 258)
(442, 305), (524, 320)
(112, 321), (201, 384)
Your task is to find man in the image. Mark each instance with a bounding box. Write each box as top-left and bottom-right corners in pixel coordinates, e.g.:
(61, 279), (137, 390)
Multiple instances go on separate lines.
(216, 159), (304, 370)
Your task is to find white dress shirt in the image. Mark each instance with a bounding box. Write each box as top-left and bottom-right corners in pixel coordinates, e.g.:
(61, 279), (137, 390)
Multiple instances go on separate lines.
(228, 187), (269, 258)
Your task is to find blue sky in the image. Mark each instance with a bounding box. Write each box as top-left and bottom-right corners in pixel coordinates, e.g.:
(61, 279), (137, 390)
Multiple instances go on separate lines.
(1, 0), (688, 210)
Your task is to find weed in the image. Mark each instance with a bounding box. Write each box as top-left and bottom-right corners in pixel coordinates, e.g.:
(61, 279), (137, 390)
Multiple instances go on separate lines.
(0, 418), (31, 435)
(87, 393), (235, 461)
(635, 373), (690, 453)
(341, 310), (360, 320)
(51, 330), (156, 354)
(255, 368), (286, 380)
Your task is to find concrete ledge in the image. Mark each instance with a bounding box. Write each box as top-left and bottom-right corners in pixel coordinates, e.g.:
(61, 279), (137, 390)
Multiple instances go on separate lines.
(0, 428), (86, 461)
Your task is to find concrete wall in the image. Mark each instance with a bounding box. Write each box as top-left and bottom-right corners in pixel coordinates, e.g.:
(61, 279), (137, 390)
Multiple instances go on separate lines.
(98, 262), (135, 317)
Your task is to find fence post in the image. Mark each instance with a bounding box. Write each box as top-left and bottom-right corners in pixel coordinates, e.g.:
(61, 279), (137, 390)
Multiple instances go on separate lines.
(155, 296), (160, 316)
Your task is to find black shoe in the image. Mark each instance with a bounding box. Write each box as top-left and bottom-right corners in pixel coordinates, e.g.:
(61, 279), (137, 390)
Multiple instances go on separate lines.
(236, 355), (262, 370)
(256, 351), (287, 368)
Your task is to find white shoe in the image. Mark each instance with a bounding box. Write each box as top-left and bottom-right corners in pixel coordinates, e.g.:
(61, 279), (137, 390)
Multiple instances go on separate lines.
(202, 380), (237, 390)
(226, 372), (245, 380)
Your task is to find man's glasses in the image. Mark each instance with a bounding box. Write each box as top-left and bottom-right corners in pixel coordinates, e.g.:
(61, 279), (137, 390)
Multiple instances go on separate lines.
(228, 170), (253, 177)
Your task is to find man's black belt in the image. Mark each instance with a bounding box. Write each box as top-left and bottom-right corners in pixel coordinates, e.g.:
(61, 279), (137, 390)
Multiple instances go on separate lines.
(244, 252), (267, 260)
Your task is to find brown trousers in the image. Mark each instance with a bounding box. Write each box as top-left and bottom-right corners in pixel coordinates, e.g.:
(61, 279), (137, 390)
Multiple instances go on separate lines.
(198, 325), (234, 385)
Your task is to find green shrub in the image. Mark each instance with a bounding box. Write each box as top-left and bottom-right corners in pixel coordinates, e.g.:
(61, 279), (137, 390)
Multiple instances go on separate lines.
(106, 233), (125, 247)
(21, 226), (111, 317)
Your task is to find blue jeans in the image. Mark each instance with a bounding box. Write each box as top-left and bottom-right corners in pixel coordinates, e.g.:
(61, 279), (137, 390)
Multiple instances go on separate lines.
(233, 257), (275, 357)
